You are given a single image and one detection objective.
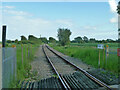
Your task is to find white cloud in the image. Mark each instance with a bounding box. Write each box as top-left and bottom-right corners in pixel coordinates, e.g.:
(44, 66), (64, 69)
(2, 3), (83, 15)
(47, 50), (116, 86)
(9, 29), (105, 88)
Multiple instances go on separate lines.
(4, 6), (15, 9)
(108, 0), (118, 24)
(83, 26), (97, 30)
(3, 9), (33, 16)
(72, 28), (118, 40)
(56, 20), (73, 27)
(0, 5), (15, 9)
(110, 17), (117, 23)
(108, 0), (117, 13)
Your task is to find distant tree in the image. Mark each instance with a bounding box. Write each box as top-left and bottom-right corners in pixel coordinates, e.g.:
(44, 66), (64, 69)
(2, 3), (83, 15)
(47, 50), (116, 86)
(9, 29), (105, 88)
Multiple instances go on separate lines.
(15, 39), (18, 43)
(28, 35), (38, 41)
(11, 41), (15, 43)
(49, 37), (56, 43)
(71, 40), (76, 43)
(57, 28), (72, 46)
(106, 39), (114, 43)
(40, 37), (48, 43)
(83, 36), (88, 43)
(7, 40), (12, 43)
(102, 40), (107, 43)
(89, 38), (96, 43)
(21, 35), (27, 41)
(74, 36), (82, 43)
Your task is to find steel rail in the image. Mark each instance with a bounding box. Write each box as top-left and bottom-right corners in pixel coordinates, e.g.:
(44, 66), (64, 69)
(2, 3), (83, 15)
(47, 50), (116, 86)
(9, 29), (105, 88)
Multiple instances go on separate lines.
(45, 44), (111, 90)
(42, 45), (71, 90)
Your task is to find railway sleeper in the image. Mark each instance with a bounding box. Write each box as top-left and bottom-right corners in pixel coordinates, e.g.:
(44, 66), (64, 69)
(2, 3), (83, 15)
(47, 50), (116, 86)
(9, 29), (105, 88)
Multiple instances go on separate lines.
(75, 72), (99, 88)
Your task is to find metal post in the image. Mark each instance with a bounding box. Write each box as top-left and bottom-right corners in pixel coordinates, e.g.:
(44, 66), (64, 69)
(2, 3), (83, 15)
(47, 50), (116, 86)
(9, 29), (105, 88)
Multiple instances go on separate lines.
(103, 48), (105, 68)
(98, 49), (100, 68)
(21, 44), (23, 65)
(2, 26), (6, 47)
(28, 45), (30, 58)
(105, 48), (107, 69)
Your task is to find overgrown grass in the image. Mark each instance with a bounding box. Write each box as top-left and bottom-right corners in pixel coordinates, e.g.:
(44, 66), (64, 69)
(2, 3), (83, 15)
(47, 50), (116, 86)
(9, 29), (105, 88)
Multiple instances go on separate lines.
(10, 43), (39, 88)
(70, 43), (118, 48)
(50, 43), (118, 74)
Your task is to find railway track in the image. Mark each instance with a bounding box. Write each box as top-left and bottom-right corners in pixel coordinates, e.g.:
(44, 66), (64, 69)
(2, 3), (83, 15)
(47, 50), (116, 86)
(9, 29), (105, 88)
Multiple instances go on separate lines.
(20, 44), (111, 89)
(42, 44), (111, 89)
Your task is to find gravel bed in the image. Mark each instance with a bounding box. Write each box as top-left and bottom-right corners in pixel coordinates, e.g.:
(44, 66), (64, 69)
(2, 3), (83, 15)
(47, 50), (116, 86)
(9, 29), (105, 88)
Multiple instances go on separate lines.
(30, 45), (55, 80)
(44, 46), (77, 75)
(48, 45), (94, 71)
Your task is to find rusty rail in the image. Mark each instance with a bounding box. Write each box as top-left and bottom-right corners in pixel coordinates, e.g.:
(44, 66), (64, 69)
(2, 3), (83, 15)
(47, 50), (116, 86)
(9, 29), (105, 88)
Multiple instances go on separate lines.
(42, 45), (71, 90)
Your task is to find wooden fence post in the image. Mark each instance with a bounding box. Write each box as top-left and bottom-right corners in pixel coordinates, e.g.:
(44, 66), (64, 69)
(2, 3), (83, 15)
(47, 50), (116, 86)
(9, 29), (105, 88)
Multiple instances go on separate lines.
(98, 49), (100, 68)
(103, 48), (105, 68)
(28, 45), (30, 58)
(31, 44), (32, 56)
(25, 44), (27, 60)
(21, 44), (23, 65)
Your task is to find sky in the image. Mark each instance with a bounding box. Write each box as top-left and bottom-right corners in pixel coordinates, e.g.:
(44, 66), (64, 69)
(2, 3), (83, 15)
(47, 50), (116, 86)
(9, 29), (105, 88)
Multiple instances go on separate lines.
(0, 0), (119, 41)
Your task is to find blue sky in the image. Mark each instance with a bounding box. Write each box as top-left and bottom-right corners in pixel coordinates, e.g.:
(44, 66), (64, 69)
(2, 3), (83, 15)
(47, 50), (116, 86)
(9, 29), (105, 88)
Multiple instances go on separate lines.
(0, 1), (118, 41)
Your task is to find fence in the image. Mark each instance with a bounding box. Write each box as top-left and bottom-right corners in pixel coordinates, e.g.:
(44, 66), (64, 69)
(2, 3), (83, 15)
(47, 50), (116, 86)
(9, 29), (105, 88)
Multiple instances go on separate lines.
(2, 47), (16, 88)
(108, 48), (117, 54)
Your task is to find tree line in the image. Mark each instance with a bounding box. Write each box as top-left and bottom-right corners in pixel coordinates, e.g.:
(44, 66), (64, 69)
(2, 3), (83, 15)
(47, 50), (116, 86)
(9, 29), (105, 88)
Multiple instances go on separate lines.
(6, 28), (118, 46)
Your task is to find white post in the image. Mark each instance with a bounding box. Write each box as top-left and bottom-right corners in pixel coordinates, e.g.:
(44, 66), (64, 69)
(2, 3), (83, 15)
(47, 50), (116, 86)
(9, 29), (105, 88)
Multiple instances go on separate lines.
(0, 48), (2, 89)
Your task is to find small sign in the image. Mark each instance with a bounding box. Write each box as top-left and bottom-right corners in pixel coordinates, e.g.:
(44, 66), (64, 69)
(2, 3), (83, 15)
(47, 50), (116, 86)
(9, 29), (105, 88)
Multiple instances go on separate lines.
(117, 48), (120, 56)
(97, 44), (104, 49)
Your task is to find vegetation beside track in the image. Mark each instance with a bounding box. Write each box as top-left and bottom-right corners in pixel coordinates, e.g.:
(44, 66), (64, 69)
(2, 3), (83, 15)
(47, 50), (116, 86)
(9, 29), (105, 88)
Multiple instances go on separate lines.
(49, 43), (118, 75)
(8, 43), (39, 88)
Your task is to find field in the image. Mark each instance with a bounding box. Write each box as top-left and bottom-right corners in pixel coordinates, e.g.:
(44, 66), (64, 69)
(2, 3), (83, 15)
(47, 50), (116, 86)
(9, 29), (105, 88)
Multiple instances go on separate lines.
(49, 43), (118, 74)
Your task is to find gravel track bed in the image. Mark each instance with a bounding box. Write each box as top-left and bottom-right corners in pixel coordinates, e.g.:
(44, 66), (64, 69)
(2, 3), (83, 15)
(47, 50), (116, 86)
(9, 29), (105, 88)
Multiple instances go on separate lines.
(44, 46), (77, 75)
(30, 45), (55, 80)
(48, 46), (94, 71)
